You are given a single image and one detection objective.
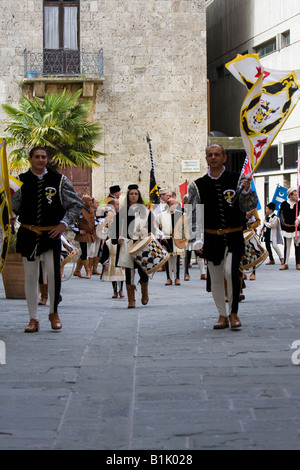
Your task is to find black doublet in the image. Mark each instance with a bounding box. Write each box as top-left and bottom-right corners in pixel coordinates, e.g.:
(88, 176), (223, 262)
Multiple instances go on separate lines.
(279, 200), (300, 234)
(16, 170), (65, 259)
(194, 171), (247, 265)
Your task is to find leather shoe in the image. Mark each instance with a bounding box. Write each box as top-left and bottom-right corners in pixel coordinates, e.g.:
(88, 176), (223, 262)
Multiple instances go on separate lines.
(297, 265), (300, 270)
(49, 313), (62, 330)
(201, 274), (207, 280)
(165, 279), (172, 286)
(184, 274), (190, 281)
(175, 278), (181, 286)
(24, 319), (39, 333)
(213, 316), (229, 330)
(229, 313), (242, 329)
(266, 260), (275, 265)
(280, 264), (289, 270)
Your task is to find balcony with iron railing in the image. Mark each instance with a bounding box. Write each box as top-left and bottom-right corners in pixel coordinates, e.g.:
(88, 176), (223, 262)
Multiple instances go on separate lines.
(23, 48), (104, 97)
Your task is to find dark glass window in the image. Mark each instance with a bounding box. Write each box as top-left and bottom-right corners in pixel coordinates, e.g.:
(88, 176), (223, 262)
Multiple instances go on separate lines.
(284, 142), (299, 170)
(255, 38), (277, 58)
(256, 145), (279, 173)
(43, 0), (80, 75)
(282, 30), (291, 48)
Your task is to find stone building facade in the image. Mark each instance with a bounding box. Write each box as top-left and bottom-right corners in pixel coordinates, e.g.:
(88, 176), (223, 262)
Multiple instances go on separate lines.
(0, 0), (208, 201)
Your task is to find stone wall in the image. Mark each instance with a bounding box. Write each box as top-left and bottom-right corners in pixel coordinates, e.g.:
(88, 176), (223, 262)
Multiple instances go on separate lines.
(0, 0), (208, 200)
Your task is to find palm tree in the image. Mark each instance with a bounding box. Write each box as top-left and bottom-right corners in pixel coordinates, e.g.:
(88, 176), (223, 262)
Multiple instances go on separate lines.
(2, 89), (104, 170)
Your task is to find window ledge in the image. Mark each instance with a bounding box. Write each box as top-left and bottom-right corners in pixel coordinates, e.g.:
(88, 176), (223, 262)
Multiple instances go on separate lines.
(255, 169), (297, 177)
(23, 76), (104, 84)
(22, 76), (104, 97)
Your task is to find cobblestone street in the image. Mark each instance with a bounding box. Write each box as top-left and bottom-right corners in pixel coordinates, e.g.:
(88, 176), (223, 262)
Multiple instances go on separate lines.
(0, 259), (300, 450)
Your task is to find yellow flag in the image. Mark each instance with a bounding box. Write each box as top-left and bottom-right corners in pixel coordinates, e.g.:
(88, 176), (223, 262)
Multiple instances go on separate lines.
(0, 187), (10, 273)
(0, 140), (12, 217)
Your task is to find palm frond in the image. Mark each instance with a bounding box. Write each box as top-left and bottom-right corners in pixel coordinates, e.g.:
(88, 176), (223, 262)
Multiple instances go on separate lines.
(2, 89), (104, 169)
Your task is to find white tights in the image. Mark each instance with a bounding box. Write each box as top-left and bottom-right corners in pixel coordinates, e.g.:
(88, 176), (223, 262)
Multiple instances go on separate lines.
(23, 250), (59, 320)
(208, 252), (241, 318)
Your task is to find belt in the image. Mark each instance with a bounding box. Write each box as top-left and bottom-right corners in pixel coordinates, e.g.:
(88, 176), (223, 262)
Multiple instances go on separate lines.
(20, 224), (57, 235)
(204, 227), (243, 236)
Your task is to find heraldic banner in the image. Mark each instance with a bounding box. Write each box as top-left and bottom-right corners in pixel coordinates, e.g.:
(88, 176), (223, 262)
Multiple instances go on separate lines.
(0, 140), (22, 272)
(0, 140), (10, 273)
(226, 54), (300, 172)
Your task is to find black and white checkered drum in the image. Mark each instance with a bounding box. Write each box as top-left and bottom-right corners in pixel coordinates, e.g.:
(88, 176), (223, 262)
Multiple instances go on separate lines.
(129, 233), (170, 275)
(241, 229), (268, 272)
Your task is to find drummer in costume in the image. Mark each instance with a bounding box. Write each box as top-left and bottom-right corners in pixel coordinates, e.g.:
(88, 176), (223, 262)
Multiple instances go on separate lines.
(261, 202), (283, 266)
(100, 199), (125, 298)
(11, 146), (83, 333)
(152, 187), (170, 217)
(188, 144), (257, 330)
(89, 197), (102, 275)
(72, 195), (97, 279)
(244, 208), (261, 281)
(103, 185), (121, 206)
(156, 192), (185, 286)
(111, 184), (157, 309)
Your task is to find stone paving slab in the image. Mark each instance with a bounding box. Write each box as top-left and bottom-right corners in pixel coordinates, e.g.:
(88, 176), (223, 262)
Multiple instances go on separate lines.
(0, 259), (300, 450)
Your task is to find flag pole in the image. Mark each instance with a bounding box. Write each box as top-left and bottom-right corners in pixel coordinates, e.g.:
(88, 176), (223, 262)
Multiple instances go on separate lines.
(296, 145), (300, 237)
(0, 139), (13, 217)
(147, 133), (160, 208)
(229, 155), (254, 208)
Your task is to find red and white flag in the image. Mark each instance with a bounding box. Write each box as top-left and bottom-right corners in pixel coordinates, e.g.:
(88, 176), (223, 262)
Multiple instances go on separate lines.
(9, 175), (22, 195)
(226, 54), (300, 172)
(179, 181), (188, 207)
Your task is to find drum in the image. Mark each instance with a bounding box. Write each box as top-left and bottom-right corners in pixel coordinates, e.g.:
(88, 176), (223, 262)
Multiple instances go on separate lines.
(242, 229), (268, 272)
(60, 235), (79, 268)
(173, 213), (190, 249)
(129, 233), (170, 275)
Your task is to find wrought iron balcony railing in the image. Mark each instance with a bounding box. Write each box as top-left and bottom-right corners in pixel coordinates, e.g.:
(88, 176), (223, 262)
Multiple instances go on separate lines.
(24, 48), (103, 78)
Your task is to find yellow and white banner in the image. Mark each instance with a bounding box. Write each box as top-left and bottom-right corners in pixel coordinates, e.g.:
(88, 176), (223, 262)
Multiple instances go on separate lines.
(0, 140), (10, 272)
(0, 140), (23, 272)
(0, 187), (9, 273)
(226, 54), (300, 172)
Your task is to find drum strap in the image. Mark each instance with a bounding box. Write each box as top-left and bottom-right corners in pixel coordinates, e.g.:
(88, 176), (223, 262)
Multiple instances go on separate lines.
(204, 226), (243, 236)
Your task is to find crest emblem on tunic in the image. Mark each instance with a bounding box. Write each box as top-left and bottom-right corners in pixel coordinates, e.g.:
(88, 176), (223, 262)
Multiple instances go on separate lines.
(223, 189), (236, 204)
(45, 187), (57, 204)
